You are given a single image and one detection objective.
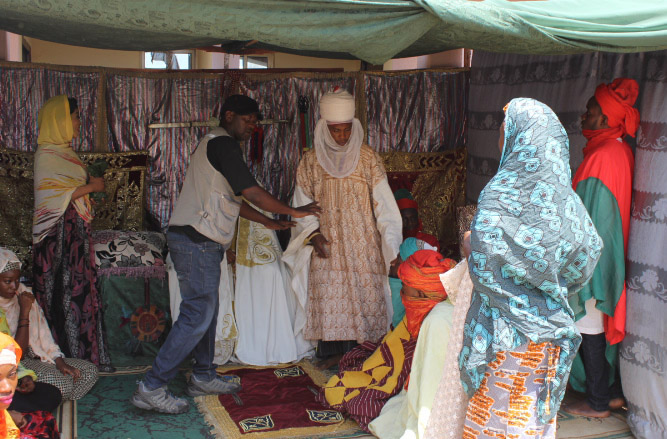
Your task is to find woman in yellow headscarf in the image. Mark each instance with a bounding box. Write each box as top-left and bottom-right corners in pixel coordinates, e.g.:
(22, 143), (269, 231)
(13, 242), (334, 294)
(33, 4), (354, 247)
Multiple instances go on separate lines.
(32, 95), (111, 369)
(0, 332), (23, 439)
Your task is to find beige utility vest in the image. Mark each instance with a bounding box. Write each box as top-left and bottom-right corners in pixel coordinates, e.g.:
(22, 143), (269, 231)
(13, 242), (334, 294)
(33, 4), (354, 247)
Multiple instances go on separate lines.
(169, 127), (242, 247)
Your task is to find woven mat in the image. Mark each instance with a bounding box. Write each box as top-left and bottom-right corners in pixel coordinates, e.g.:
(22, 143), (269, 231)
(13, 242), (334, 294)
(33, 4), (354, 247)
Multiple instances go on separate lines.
(197, 361), (366, 439)
(55, 400), (77, 439)
(556, 394), (633, 439)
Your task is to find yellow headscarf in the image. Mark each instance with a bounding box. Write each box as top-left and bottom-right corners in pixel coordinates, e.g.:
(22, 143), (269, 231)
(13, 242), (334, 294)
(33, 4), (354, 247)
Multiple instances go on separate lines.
(37, 95), (73, 146)
(33, 95), (92, 244)
(0, 332), (21, 439)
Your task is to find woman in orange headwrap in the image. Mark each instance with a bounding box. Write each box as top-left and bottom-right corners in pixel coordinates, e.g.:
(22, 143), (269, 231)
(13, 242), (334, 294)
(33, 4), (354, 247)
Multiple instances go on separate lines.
(397, 250), (456, 339)
(0, 332), (22, 439)
(320, 250), (455, 432)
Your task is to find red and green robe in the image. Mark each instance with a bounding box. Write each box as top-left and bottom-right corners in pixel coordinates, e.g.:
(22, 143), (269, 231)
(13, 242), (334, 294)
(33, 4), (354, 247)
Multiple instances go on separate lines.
(569, 135), (634, 392)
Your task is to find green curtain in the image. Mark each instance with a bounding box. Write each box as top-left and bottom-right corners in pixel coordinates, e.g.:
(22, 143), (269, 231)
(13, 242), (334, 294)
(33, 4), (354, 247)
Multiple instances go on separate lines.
(1, 1), (666, 64)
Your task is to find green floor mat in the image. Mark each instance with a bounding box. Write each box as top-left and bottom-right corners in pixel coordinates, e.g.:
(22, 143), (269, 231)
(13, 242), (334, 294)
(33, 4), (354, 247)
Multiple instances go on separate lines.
(78, 372), (215, 439)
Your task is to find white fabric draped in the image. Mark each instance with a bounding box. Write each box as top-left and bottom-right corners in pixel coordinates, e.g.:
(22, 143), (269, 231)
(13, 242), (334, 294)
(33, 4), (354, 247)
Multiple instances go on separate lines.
(313, 118), (364, 179)
(233, 208), (314, 365)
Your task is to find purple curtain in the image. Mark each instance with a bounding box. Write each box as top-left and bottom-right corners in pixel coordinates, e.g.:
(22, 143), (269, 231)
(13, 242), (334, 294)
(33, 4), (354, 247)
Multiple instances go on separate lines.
(365, 70), (468, 153)
(239, 75), (357, 201)
(0, 66), (468, 230)
(0, 67), (99, 152)
(105, 74), (235, 229)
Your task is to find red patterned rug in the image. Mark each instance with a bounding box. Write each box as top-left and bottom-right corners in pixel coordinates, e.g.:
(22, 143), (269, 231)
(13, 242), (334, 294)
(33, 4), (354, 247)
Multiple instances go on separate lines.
(197, 361), (365, 439)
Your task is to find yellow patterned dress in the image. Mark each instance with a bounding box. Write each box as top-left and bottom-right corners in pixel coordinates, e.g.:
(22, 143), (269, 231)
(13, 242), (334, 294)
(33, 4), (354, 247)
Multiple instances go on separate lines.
(295, 145), (401, 344)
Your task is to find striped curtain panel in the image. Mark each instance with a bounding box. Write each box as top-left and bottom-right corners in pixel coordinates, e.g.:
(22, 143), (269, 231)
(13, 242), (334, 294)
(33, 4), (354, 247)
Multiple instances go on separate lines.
(364, 70), (468, 153)
(105, 73), (234, 229)
(619, 51), (667, 439)
(0, 67), (99, 152)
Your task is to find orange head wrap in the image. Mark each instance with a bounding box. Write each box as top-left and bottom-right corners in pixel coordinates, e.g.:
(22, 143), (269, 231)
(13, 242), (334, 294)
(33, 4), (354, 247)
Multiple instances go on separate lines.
(594, 78), (640, 138)
(397, 250), (457, 338)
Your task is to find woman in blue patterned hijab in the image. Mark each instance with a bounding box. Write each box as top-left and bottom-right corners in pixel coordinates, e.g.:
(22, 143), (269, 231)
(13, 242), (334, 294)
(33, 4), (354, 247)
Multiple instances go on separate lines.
(459, 98), (602, 438)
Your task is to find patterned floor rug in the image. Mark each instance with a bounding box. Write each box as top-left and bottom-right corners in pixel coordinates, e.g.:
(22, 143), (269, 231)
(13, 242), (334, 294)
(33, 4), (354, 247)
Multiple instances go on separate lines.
(557, 410), (634, 439)
(77, 371), (216, 439)
(71, 366), (633, 439)
(556, 394), (634, 439)
(198, 361), (366, 439)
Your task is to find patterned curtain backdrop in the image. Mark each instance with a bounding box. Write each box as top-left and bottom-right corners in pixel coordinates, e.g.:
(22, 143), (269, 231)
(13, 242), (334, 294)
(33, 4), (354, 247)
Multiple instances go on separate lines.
(467, 50), (667, 439)
(365, 69), (468, 153)
(106, 73), (236, 229)
(466, 52), (608, 203)
(0, 66), (99, 152)
(619, 51), (667, 439)
(0, 65), (467, 231)
(238, 73), (357, 201)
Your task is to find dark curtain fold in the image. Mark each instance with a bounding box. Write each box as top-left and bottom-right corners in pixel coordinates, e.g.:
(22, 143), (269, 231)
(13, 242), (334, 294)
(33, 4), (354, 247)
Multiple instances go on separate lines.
(365, 70), (468, 153)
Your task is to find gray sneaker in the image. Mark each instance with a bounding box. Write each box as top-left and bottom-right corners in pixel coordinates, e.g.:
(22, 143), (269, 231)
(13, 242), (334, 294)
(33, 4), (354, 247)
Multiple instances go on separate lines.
(130, 381), (190, 414)
(186, 374), (242, 397)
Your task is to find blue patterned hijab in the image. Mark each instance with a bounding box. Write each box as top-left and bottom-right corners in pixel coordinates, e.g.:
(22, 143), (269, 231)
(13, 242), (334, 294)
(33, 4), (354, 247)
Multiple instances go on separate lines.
(459, 98), (602, 421)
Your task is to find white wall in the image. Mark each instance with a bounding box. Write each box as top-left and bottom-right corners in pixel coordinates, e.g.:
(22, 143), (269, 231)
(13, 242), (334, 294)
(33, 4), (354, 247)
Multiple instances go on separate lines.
(21, 37), (464, 72)
(0, 31), (23, 61)
(383, 49), (465, 70)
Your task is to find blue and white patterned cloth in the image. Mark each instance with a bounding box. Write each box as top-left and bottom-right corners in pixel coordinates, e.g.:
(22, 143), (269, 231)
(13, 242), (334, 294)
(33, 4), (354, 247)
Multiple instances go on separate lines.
(459, 98), (602, 422)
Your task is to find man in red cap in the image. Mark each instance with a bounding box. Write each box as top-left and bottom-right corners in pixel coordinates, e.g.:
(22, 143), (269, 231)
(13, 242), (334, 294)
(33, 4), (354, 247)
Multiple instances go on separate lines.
(565, 78), (639, 418)
(394, 189), (440, 251)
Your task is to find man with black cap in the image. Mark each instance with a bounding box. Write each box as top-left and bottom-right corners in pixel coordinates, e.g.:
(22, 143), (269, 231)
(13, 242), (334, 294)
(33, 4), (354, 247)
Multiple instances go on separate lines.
(131, 95), (320, 414)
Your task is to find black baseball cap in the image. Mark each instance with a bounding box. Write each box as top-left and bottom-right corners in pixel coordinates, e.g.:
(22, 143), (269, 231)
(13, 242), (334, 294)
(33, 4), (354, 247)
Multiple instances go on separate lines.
(221, 95), (263, 121)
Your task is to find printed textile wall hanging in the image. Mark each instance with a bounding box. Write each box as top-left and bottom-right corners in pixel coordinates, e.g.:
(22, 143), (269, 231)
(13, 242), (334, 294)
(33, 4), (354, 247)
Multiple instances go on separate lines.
(0, 147), (148, 277)
(381, 148), (467, 258)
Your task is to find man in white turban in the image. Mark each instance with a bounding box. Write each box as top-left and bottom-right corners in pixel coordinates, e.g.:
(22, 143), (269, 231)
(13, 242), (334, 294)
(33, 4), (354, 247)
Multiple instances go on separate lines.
(284, 88), (403, 368)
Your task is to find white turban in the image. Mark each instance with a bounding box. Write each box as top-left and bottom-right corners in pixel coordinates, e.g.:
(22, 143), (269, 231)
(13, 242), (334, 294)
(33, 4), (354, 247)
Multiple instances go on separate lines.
(314, 88), (364, 179)
(319, 88), (355, 124)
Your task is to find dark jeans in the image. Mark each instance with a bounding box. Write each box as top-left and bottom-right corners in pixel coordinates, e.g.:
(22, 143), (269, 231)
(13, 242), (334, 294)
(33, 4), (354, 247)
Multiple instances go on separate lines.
(580, 333), (623, 411)
(143, 231), (225, 389)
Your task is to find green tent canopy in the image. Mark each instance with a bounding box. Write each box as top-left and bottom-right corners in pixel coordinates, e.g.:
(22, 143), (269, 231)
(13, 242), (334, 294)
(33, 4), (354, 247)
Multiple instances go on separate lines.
(1, 0), (666, 64)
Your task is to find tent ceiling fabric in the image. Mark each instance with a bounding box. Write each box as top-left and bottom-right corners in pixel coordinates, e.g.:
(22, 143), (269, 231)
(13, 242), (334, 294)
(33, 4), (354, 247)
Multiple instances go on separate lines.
(1, 0), (666, 64)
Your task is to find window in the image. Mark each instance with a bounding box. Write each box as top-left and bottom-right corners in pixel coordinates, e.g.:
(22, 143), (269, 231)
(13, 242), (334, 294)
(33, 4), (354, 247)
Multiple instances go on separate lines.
(239, 55), (271, 69)
(143, 51), (193, 69)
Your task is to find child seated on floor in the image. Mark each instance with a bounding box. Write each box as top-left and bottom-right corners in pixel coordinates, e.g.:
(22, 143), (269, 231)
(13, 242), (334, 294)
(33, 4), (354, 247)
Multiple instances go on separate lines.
(4, 313), (62, 439)
(0, 248), (99, 403)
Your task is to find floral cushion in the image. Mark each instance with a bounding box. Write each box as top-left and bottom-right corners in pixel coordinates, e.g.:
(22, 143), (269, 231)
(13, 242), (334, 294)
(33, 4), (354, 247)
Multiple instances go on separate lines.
(92, 230), (166, 279)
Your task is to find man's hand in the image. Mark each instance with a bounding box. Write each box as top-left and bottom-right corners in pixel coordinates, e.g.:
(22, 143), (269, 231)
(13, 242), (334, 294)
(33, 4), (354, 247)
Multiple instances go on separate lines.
(16, 376), (35, 394)
(265, 219), (296, 230)
(291, 202), (321, 218)
(311, 234), (330, 258)
(389, 254), (401, 278)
